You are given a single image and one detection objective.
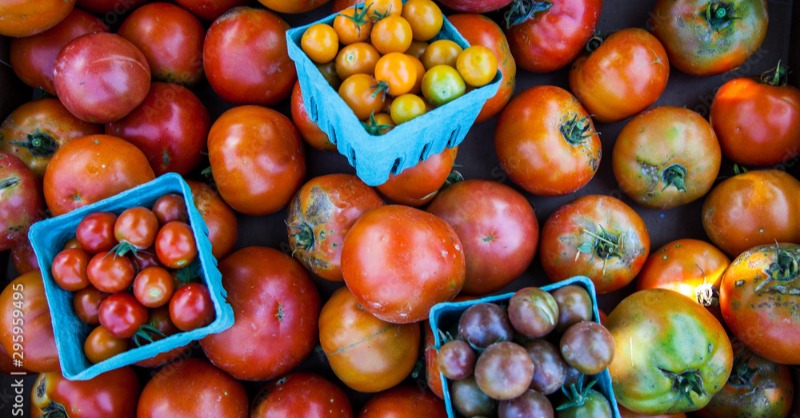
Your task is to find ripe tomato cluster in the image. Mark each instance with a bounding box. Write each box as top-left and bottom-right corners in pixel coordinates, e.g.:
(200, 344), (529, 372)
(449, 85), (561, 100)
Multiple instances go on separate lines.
(300, 0), (498, 133)
(436, 285), (614, 417)
(49, 194), (214, 365)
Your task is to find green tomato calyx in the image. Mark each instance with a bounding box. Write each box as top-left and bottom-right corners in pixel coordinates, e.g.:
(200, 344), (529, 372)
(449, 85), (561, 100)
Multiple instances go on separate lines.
(9, 130), (59, 158)
(728, 348), (757, 387)
(361, 112), (393, 136)
(557, 374), (605, 411)
(504, 0), (553, 29)
(755, 246), (800, 294)
(560, 114), (596, 146)
(659, 367), (706, 406)
(760, 61), (789, 87)
(41, 402), (68, 418)
(288, 222), (315, 251)
(703, 1), (737, 32)
(661, 164), (687, 192)
(132, 324), (168, 347)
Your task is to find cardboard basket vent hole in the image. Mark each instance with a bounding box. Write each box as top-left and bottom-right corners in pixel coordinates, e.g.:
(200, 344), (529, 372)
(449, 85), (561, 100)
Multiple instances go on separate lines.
(390, 157), (403, 175)
(419, 142), (431, 162)
(447, 127), (461, 149)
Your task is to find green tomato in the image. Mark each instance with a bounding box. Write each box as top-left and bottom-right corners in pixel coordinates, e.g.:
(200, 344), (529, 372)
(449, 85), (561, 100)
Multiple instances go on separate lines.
(421, 65), (465, 107)
(390, 93), (427, 124)
(556, 381), (612, 418)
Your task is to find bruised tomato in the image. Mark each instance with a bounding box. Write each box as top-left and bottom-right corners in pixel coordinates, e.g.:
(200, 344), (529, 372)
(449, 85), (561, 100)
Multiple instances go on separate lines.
(287, 174), (384, 281)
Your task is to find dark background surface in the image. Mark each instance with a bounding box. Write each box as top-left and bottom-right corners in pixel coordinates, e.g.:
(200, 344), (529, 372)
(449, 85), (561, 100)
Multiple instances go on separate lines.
(1, 0), (799, 416)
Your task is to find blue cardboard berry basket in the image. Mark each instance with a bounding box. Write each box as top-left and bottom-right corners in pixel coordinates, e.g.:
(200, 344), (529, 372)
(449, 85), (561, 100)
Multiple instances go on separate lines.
(286, 3), (501, 186)
(428, 276), (621, 418)
(28, 173), (234, 380)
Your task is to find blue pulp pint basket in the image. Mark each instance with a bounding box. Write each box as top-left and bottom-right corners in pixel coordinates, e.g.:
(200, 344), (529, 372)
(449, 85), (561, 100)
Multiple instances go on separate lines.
(428, 276), (621, 418)
(286, 4), (500, 186)
(28, 173), (234, 380)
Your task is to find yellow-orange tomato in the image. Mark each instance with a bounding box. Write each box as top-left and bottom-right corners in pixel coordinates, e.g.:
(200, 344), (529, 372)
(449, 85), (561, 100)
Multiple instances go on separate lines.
(456, 45), (498, 87)
(301, 23), (339, 64)
(338, 73), (386, 120)
(374, 52), (418, 97)
(421, 39), (462, 69)
(335, 42), (380, 79)
(370, 15), (413, 54)
(401, 0), (443, 41)
(333, 5), (373, 45)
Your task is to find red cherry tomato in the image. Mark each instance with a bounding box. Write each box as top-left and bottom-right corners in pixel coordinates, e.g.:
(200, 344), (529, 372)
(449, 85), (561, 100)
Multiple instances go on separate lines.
(98, 292), (149, 339)
(169, 282), (215, 332)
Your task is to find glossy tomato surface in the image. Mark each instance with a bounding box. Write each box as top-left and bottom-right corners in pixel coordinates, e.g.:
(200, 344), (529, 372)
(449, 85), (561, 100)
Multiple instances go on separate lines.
(0, 151), (43, 251)
(32, 367), (140, 418)
(0, 0), (76, 37)
(251, 371), (353, 418)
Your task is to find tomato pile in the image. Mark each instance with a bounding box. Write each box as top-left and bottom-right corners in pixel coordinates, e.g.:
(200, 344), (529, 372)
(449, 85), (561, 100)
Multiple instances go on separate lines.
(0, 0), (799, 417)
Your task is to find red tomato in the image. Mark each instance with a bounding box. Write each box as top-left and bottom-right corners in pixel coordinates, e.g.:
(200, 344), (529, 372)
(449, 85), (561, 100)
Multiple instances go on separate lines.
(8, 8), (107, 95)
(200, 247), (321, 381)
(494, 85), (601, 196)
(0, 151), (43, 251)
(11, 236), (39, 274)
(286, 174), (385, 281)
(701, 169), (800, 258)
(569, 28), (670, 123)
(0, 0), (76, 37)
(257, 0), (330, 13)
(612, 106), (721, 209)
(0, 271), (59, 373)
(251, 372), (354, 418)
(98, 292), (148, 339)
(53, 33), (151, 123)
(423, 322), (444, 399)
(636, 239), (729, 322)
(376, 147), (457, 207)
(106, 82), (210, 176)
(137, 357), (249, 418)
(319, 286), (420, 393)
(151, 193), (188, 226)
(132, 306), (190, 368)
(117, 2), (205, 86)
(83, 324), (128, 364)
(433, 0), (512, 13)
(427, 179), (539, 295)
(75, 211), (117, 254)
(86, 252), (135, 293)
(186, 180), (238, 260)
(174, 0), (249, 21)
(505, 0), (602, 73)
(133, 266), (174, 308)
(114, 206), (159, 251)
(51, 248), (91, 291)
(76, 0), (148, 14)
(155, 221), (197, 269)
(169, 282), (215, 331)
(207, 106), (306, 216)
(540, 195), (650, 294)
(43, 134), (155, 216)
(449, 14), (516, 123)
(342, 205), (466, 323)
(0, 98), (103, 177)
(709, 66), (800, 166)
(290, 81), (336, 152)
(359, 384), (447, 418)
(649, 0), (768, 76)
(32, 367), (140, 418)
(720, 243), (800, 365)
(72, 285), (108, 325)
(203, 6), (296, 106)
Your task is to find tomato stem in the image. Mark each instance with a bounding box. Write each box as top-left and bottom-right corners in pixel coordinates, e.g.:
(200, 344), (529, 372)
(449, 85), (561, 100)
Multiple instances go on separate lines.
(659, 367), (706, 405)
(503, 0), (552, 29)
(132, 324), (167, 347)
(584, 34), (606, 53)
(288, 222), (315, 251)
(560, 114), (595, 145)
(660, 164), (687, 192)
(9, 130), (59, 158)
(361, 112), (393, 135)
(41, 402), (68, 418)
(0, 177), (20, 190)
(756, 246), (800, 294)
(703, 1), (736, 32)
(760, 61), (789, 87)
(556, 374), (600, 410)
(728, 348), (757, 387)
(695, 282), (719, 309)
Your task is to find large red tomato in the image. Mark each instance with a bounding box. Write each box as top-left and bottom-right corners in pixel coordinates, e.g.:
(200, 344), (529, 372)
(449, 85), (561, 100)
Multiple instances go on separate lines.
(251, 372), (353, 418)
(709, 66), (800, 166)
(0, 271), (59, 373)
(0, 151), (43, 251)
(612, 106), (721, 209)
(359, 384), (447, 418)
(117, 2), (205, 86)
(448, 14), (515, 123)
(569, 28), (670, 123)
(426, 179), (538, 295)
(701, 169), (800, 258)
(76, 0), (148, 15)
(0, 0), (76, 37)
(649, 0), (768, 76)
(207, 105), (306, 216)
(9, 8), (107, 95)
(137, 357), (249, 418)
(319, 286), (420, 393)
(434, 0), (512, 13)
(186, 180), (238, 260)
(375, 147), (457, 207)
(342, 205), (466, 323)
(720, 243), (800, 365)
(53, 33), (151, 123)
(200, 246), (321, 380)
(505, 0), (602, 73)
(636, 238), (729, 322)
(105, 82), (210, 176)
(494, 85), (601, 196)
(43, 134), (155, 216)
(287, 173), (385, 282)
(0, 98), (103, 177)
(173, 0), (249, 21)
(290, 81), (335, 152)
(203, 6), (296, 106)
(540, 195), (650, 294)
(32, 367), (140, 418)
(257, 0), (330, 13)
